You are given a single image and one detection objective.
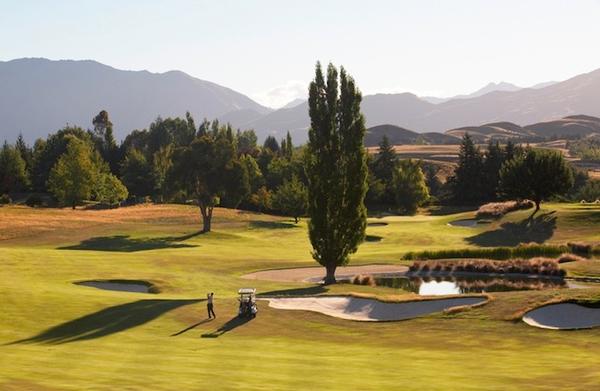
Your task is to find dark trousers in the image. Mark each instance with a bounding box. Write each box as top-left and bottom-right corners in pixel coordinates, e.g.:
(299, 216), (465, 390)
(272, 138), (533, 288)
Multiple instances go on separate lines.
(207, 303), (216, 318)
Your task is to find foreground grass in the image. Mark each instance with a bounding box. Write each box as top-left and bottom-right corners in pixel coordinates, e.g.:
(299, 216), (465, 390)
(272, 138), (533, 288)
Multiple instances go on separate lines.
(1, 203), (600, 390)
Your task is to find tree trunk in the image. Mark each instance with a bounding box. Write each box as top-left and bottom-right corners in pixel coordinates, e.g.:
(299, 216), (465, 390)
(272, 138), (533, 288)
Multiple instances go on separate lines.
(199, 202), (213, 232)
(323, 264), (337, 285)
(294, 216), (299, 224)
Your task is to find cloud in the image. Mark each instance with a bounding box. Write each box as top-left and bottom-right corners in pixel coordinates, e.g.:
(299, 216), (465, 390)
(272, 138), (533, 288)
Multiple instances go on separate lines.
(251, 80), (308, 109)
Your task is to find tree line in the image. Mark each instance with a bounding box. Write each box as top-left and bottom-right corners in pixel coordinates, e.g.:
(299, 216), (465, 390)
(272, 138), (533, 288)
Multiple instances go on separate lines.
(0, 110), (312, 229)
(1, 110), (595, 225)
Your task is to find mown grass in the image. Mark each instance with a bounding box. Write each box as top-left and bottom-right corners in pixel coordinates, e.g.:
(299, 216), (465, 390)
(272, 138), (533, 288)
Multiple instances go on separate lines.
(1, 203), (600, 390)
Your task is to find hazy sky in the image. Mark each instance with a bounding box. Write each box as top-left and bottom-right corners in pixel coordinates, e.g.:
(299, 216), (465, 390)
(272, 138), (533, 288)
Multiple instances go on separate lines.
(2, 0), (600, 108)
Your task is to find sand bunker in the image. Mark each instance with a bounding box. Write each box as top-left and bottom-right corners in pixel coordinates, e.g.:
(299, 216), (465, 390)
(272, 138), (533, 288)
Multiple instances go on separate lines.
(243, 264), (408, 283)
(74, 280), (156, 293)
(265, 296), (486, 321)
(523, 303), (600, 330)
(448, 219), (491, 228)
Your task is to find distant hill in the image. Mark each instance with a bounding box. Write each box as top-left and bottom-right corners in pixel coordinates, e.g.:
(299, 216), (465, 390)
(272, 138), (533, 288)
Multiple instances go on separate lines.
(0, 58), (271, 142)
(281, 98), (306, 109)
(524, 115), (600, 139)
(421, 82), (522, 104)
(365, 124), (459, 147)
(446, 122), (530, 143)
(224, 67), (600, 142)
(445, 116), (600, 143)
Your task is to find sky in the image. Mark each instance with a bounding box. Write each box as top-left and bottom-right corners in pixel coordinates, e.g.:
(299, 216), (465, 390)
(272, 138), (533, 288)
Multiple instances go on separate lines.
(2, 0), (600, 108)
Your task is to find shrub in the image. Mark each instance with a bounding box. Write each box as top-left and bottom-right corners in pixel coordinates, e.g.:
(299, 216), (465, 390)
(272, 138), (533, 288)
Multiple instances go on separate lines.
(351, 275), (375, 286)
(25, 194), (44, 207)
(557, 253), (587, 263)
(403, 244), (568, 261)
(407, 257), (564, 277)
(475, 200), (534, 219)
(0, 194), (11, 205)
(567, 242), (592, 255)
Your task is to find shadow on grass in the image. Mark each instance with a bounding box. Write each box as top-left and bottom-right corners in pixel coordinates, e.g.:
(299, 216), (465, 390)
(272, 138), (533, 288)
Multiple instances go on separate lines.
(258, 285), (329, 297)
(10, 299), (202, 345)
(427, 205), (478, 216)
(201, 316), (252, 338)
(249, 221), (298, 229)
(171, 318), (214, 336)
(466, 212), (557, 247)
(58, 231), (204, 252)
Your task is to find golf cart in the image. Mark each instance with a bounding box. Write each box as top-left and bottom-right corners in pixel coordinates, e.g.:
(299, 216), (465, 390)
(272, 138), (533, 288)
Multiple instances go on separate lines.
(238, 288), (258, 318)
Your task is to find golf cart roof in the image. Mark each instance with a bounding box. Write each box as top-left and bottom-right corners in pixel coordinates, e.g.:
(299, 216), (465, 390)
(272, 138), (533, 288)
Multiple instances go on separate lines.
(238, 288), (256, 294)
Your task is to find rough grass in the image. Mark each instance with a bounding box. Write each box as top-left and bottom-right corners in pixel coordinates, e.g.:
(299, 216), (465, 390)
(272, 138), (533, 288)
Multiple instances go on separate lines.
(403, 243), (570, 261)
(1, 203), (600, 390)
(408, 258), (565, 277)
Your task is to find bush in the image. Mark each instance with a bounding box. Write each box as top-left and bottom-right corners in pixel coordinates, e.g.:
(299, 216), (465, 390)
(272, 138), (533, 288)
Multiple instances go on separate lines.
(403, 244), (569, 261)
(557, 253), (586, 263)
(351, 275), (375, 286)
(475, 200), (534, 219)
(567, 242), (592, 255)
(0, 194), (11, 205)
(408, 258), (564, 277)
(25, 194), (44, 207)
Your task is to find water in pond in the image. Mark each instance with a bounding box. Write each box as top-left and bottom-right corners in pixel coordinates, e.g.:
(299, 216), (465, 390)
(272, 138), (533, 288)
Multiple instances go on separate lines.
(75, 280), (153, 293)
(373, 275), (567, 295)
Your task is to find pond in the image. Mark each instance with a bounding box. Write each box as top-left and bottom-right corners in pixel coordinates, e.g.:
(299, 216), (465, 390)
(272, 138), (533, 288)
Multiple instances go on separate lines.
(74, 280), (156, 293)
(372, 275), (567, 295)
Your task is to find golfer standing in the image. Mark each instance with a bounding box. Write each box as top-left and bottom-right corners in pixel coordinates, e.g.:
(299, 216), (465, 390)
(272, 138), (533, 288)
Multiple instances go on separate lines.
(207, 292), (216, 319)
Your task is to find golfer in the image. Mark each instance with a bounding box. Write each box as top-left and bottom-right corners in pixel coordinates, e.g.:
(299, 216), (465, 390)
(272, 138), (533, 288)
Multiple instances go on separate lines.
(207, 292), (216, 319)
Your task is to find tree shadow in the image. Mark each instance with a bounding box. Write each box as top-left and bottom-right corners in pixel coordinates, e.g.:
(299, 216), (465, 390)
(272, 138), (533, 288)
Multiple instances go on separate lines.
(10, 299), (202, 345)
(200, 316), (252, 338)
(427, 205), (478, 216)
(249, 221), (297, 229)
(466, 212), (558, 247)
(58, 234), (201, 252)
(171, 318), (214, 336)
(258, 285), (329, 297)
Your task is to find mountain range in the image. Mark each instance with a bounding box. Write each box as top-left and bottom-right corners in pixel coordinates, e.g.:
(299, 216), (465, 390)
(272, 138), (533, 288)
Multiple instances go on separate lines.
(0, 58), (271, 143)
(2, 58), (600, 144)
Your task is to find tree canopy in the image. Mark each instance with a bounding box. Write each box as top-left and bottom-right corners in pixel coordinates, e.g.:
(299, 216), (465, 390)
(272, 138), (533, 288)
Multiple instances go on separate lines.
(500, 148), (574, 213)
(306, 62), (368, 284)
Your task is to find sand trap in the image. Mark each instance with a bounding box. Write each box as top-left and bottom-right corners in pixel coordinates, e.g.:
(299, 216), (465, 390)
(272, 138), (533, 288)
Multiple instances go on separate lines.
(74, 280), (156, 293)
(448, 219), (491, 228)
(523, 303), (600, 330)
(243, 264), (408, 283)
(265, 296), (486, 321)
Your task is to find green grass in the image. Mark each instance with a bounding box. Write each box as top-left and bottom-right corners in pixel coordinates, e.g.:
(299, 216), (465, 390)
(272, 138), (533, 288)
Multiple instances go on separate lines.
(1, 203), (600, 390)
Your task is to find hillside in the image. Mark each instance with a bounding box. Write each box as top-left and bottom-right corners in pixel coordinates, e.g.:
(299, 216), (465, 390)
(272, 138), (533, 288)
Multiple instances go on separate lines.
(4, 58), (600, 144)
(365, 124), (459, 147)
(226, 67), (600, 142)
(445, 116), (600, 143)
(0, 58), (271, 142)
(525, 115), (600, 138)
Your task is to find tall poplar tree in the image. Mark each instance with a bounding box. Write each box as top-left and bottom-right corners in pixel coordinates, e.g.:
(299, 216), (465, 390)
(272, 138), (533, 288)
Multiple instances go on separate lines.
(306, 63), (368, 284)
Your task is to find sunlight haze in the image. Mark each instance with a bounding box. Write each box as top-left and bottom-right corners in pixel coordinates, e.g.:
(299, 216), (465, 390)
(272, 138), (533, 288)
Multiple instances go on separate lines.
(2, 0), (600, 107)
